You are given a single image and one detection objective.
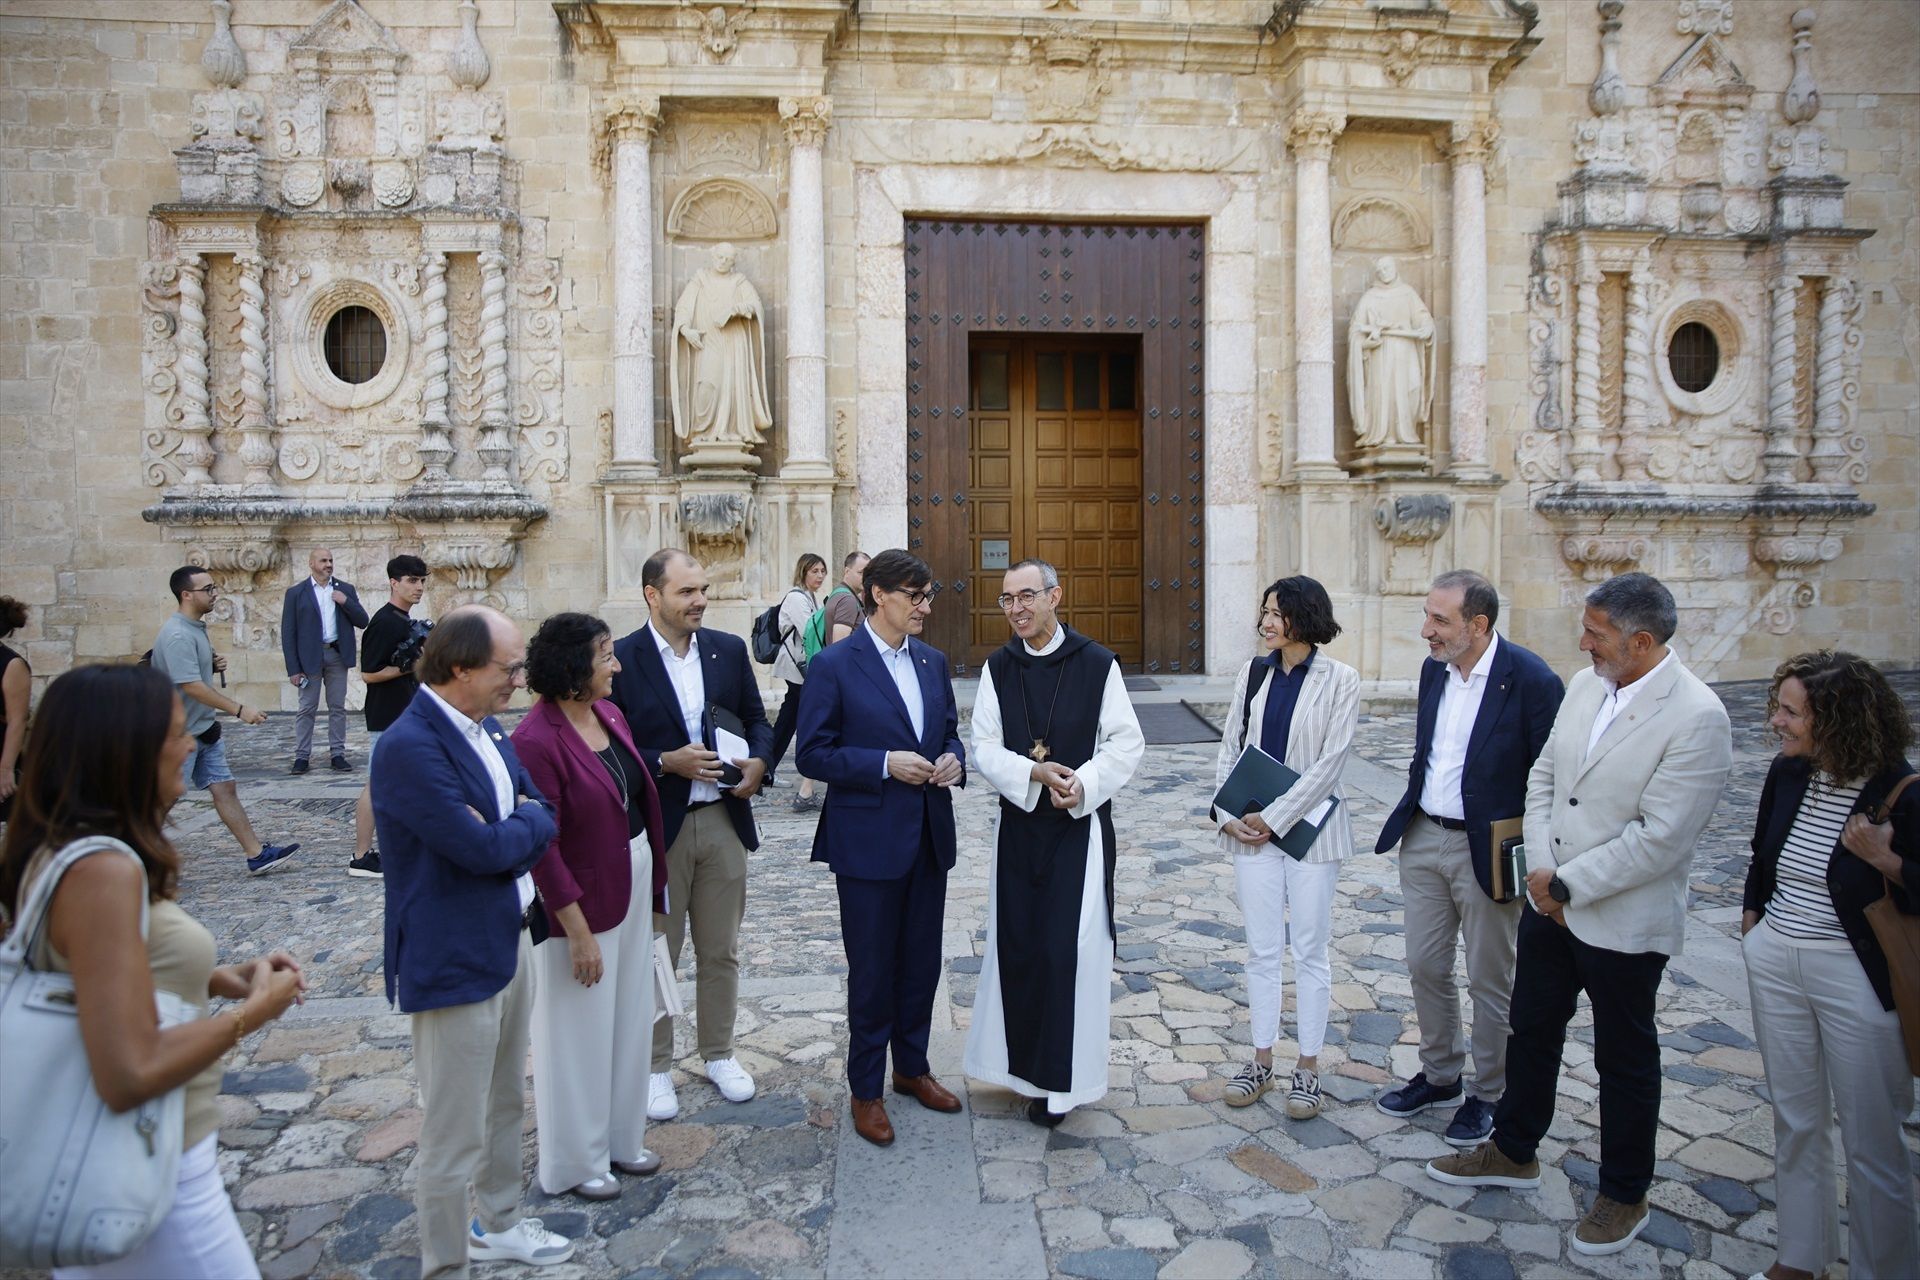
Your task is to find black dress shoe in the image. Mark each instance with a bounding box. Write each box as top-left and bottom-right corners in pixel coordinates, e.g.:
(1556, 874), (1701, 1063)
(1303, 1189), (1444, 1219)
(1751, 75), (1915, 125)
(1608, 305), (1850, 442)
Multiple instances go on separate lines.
(291, 758), (310, 775)
(330, 755), (352, 772)
(1026, 1099), (1065, 1128)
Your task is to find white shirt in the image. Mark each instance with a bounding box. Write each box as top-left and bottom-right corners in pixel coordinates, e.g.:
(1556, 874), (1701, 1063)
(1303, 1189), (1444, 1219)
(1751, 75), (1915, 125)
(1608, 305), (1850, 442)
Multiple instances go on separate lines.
(1585, 648), (1676, 760)
(650, 622), (718, 805)
(867, 621), (925, 778)
(422, 684), (534, 912)
(311, 577), (338, 644)
(1418, 632), (1500, 822)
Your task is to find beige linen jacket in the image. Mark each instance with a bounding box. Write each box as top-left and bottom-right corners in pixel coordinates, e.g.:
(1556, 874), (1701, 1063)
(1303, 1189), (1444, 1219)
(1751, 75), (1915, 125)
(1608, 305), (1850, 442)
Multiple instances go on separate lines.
(1522, 657), (1732, 957)
(1211, 653), (1360, 865)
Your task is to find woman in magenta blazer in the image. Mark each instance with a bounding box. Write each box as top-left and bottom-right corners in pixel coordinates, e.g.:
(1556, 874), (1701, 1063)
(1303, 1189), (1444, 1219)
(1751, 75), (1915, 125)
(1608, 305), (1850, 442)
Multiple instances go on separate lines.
(512, 612), (670, 1201)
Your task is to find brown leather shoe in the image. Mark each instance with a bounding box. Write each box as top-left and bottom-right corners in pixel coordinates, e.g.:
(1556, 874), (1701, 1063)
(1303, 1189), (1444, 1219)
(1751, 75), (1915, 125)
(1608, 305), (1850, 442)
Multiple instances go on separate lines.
(891, 1072), (963, 1113)
(851, 1097), (895, 1146)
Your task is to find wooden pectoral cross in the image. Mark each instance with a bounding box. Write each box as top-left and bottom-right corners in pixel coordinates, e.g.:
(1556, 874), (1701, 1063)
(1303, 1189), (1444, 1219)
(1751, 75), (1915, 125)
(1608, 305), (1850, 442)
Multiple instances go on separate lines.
(1029, 739), (1050, 762)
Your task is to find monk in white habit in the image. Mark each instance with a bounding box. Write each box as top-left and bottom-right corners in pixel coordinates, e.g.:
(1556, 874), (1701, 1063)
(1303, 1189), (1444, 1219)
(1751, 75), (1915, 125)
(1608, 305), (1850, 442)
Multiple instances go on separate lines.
(670, 242), (773, 457)
(1345, 256), (1435, 449)
(964, 558), (1144, 1127)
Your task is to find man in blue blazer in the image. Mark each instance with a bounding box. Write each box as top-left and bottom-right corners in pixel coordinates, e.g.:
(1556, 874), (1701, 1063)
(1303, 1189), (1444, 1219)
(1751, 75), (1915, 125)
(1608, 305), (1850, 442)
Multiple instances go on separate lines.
(608, 549), (774, 1122)
(372, 606), (575, 1277)
(1373, 570), (1564, 1147)
(280, 547), (370, 774)
(796, 549), (967, 1146)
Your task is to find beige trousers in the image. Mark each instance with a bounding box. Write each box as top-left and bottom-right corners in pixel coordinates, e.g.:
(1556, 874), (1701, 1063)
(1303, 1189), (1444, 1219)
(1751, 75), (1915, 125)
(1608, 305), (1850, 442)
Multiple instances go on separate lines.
(651, 804), (748, 1072)
(410, 933), (533, 1280)
(1400, 813), (1521, 1100)
(1744, 917), (1919, 1280)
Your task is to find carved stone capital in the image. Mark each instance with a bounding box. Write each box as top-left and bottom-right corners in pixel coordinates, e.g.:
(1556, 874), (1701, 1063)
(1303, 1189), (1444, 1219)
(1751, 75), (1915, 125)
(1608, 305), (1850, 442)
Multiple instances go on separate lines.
(1286, 111), (1344, 163)
(185, 535), (288, 594)
(779, 96), (833, 149)
(1559, 534), (1650, 582)
(1446, 118), (1498, 167)
(604, 95), (662, 146)
(422, 526), (524, 601)
(1373, 494), (1453, 546)
(1751, 526), (1843, 578)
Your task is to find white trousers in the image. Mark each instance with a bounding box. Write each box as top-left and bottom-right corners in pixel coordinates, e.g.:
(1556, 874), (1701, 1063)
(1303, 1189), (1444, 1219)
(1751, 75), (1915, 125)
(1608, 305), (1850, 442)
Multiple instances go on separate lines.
(1744, 918), (1920, 1280)
(531, 838), (655, 1194)
(53, 1135), (258, 1280)
(1233, 852), (1338, 1056)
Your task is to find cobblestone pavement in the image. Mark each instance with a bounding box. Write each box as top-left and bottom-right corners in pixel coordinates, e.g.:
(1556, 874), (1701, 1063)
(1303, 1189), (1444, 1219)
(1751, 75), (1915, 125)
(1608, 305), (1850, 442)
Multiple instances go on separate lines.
(79, 672), (1920, 1279)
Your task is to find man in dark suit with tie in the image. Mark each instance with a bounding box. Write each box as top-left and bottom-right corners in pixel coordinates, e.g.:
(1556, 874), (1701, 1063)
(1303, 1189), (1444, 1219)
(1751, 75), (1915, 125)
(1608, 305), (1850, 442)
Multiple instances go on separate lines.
(281, 547), (370, 774)
(608, 549), (773, 1122)
(372, 606), (576, 1277)
(1373, 570), (1564, 1147)
(796, 549), (967, 1146)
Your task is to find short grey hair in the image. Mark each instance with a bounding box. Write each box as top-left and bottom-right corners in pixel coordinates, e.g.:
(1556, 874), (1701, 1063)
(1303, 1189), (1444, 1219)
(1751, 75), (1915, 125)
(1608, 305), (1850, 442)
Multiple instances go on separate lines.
(1586, 572), (1678, 644)
(1431, 569), (1499, 629)
(1008, 558), (1059, 590)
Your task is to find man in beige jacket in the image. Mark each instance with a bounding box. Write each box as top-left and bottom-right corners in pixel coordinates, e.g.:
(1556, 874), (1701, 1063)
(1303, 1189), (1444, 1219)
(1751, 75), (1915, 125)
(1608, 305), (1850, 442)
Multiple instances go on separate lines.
(1427, 572), (1733, 1258)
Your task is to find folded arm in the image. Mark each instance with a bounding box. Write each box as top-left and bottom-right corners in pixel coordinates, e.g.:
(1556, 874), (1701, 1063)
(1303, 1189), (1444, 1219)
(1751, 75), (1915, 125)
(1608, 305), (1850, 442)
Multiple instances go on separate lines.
(375, 741), (555, 877)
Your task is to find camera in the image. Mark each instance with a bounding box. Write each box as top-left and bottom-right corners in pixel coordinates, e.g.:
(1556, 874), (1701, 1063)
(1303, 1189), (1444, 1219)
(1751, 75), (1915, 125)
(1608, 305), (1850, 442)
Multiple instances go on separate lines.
(391, 618), (434, 675)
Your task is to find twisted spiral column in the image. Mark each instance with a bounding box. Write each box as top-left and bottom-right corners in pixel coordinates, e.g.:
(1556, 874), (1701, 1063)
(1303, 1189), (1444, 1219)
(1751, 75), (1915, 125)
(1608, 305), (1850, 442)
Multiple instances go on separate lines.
(234, 251), (277, 490)
(476, 249), (512, 484)
(1809, 277), (1852, 485)
(1762, 273), (1802, 486)
(418, 251), (453, 484)
(1568, 250), (1604, 483)
(174, 252), (215, 487)
(1618, 266), (1653, 483)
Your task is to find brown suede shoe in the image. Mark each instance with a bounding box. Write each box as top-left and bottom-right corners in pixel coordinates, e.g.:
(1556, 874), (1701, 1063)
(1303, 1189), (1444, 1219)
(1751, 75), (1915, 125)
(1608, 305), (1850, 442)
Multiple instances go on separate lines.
(891, 1072), (963, 1113)
(1571, 1193), (1649, 1256)
(1425, 1140), (1542, 1189)
(851, 1097), (895, 1146)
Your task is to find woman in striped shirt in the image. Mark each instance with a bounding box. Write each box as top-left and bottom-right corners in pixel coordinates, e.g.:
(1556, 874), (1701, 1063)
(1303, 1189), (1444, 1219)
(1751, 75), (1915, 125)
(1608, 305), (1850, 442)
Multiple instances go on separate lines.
(1742, 651), (1918, 1280)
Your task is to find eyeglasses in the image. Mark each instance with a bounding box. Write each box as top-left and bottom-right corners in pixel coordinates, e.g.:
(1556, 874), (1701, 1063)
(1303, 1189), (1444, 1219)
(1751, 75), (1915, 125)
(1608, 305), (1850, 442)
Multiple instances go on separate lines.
(186, 585), (220, 596)
(883, 583), (940, 608)
(492, 660), (528, 679)
(996, 588), (1047, 611)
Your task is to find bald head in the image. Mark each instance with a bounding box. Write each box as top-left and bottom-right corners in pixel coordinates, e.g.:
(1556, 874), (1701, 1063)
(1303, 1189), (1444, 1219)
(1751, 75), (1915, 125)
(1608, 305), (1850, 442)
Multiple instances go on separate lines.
(308, 548), (335, 582)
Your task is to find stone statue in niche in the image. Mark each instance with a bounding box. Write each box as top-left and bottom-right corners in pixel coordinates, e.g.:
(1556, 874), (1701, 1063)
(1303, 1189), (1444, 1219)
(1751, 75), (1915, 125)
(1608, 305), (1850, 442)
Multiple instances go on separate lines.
(1346, 257), (1435, 458)
(670, 242), (773, 469)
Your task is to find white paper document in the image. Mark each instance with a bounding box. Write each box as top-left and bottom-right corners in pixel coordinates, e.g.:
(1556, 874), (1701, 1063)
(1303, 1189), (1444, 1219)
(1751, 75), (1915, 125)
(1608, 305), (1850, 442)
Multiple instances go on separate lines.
(1302, 797), (1336, 828)
(714, 725), (751, 766)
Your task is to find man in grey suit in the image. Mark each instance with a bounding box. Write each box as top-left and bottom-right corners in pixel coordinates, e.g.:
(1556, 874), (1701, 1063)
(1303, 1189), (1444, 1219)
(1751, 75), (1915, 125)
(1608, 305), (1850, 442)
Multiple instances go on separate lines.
(281, 548), (370, 774)
(1427, 572), (1732, 1259)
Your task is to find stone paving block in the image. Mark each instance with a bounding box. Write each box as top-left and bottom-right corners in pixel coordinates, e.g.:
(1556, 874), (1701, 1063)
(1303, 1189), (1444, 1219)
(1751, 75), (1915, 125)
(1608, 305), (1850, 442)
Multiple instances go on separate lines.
(1409, 1203), (1497, 1244)
(1314, 1175), (1410, 1249)
(1672, 1136), (1772, 1182)
(1060, 1247), (1159, 1280)
(1159, 1238), (1255, 1279)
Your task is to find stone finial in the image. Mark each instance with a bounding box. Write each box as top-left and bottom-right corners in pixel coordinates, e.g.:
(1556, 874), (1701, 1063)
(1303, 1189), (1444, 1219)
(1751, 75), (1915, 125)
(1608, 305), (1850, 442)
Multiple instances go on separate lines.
(200, 0), (247, 89)
(448, 0), (491, 90)
(1782, 8), (1819, 125)
(1589, 0), (1626, 117)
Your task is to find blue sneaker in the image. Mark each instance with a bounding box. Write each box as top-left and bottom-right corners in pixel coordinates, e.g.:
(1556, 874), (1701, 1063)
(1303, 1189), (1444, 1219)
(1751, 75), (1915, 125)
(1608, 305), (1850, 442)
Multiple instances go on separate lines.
(1445, 1096), (1496, 1147)
(1375, 1072), (1464, 1117)
(246, 843), (301, 876)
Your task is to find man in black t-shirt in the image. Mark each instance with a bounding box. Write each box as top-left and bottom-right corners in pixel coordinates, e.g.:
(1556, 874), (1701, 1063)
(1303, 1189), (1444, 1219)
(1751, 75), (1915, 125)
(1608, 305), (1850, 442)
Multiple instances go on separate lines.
(349, 555), (431, 878)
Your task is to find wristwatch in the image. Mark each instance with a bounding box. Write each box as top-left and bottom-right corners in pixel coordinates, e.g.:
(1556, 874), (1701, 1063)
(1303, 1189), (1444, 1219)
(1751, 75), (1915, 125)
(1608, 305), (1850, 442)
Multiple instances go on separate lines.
(1547, 875), (1571, 905)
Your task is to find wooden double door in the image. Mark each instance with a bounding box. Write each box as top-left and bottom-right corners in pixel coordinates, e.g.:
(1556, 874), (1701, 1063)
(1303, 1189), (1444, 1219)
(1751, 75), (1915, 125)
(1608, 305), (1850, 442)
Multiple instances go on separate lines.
(962, 336), (1142, 669)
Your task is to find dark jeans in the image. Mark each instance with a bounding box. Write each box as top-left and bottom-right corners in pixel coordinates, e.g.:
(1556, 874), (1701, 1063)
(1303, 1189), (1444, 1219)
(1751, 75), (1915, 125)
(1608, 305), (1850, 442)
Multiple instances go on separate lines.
(836, 832), (946, 1100)
(768, 680), (804, 776)
(1492, 908), (1669, 1204)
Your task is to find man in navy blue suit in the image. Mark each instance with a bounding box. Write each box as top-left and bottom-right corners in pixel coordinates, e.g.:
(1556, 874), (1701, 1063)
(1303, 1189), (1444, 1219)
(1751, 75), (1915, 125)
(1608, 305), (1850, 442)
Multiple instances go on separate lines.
(280, 547), (370, 774)
(608, 549), (774, 1122)
(796, 549), (967, 1146)
(372, 606), (576, 1278)
(1373, 570), (1564, 1147)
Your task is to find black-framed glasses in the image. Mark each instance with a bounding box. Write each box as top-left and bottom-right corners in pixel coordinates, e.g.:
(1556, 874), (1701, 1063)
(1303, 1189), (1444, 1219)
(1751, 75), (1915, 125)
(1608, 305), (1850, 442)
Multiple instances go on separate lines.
(996, 588), (1047, 611)
(889, 583), (939, 608)
(492, 660), (528, 679)
(186, 584), (220, 596)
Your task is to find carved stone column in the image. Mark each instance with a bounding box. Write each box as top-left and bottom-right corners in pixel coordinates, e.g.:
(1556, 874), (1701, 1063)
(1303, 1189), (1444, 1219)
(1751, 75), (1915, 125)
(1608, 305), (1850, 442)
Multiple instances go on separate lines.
(417, 250), (454, 484)
(780, 96), (833, 480)
(1289, 110), (1344, 479)
(173, 251), (215, 489)
(1568, 248), (1604, 483)
(1618, 258), (1654, 483)
(233, 250), (277, 492)
(1447, 118), (1494, 479)
(607, 95), (661, 477)
(476, 248), (514, 485)
(1763, 272), (1802, 485)
(1809, 276), (1855, 485)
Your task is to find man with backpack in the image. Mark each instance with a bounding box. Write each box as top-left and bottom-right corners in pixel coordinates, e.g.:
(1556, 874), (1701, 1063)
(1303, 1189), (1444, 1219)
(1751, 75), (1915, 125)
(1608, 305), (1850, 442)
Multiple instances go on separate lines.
(811, 552), (868, 654)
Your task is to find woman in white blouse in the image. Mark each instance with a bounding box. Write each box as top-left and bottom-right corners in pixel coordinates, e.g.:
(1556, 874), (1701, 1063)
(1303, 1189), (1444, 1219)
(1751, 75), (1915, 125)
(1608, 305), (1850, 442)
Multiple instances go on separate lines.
(1211, 575), (1359, 1119)
(1742, 651), (1918, 1280)
(768, 553), (827, 809)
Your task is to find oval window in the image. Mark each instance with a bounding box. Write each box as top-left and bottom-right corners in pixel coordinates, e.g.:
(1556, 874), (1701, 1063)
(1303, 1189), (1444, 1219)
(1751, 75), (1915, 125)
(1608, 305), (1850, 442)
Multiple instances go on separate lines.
(323, 305), (388, 385)
(1667, 321), (1719, 394)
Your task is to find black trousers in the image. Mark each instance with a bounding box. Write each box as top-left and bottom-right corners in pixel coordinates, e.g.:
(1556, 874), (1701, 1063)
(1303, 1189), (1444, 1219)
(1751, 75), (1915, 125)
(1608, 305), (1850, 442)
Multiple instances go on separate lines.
(836, 832), (946, 1100)
(768, 680), (804, 776)
(1492, 908), (1669, 1204)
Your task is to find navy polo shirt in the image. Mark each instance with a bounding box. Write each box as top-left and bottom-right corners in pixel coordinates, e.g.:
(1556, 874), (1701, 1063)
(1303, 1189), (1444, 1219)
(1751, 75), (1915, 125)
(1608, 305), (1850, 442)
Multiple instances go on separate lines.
(1258, 647), (1316, 767)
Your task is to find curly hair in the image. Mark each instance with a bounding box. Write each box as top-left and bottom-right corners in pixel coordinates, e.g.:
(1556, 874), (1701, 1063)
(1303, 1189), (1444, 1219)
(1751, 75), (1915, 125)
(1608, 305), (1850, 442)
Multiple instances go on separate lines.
(0, 595), (25, 639)
(525, 612), (612, 702)
(1768, 650), (1914, 784)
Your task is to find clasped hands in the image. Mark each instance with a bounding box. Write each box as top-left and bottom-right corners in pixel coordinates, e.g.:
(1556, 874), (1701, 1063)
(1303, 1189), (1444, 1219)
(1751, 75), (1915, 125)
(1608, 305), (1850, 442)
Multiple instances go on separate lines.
(1524, 867), (1567, 927)
(1031, 761), (1085, 811)
(889, 751), (963, 788)
(662, 743), (767, 798)
(1221, 810), (1273, 847)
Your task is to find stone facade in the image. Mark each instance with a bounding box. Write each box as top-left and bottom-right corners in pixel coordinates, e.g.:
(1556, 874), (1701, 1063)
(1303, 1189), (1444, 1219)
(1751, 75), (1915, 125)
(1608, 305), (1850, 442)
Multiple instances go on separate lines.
(1, 0), (1914, 705)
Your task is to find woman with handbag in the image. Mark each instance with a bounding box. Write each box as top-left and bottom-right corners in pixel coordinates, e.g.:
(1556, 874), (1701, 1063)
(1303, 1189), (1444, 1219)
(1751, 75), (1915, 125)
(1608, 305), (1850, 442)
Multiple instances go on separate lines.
(512, 613), (670, 1201)
(1210, 575), (1359, 1120)
(0, 664), (305, 1277)
(1741, 650), (1919, 1280)
(768, 553), (827, 809)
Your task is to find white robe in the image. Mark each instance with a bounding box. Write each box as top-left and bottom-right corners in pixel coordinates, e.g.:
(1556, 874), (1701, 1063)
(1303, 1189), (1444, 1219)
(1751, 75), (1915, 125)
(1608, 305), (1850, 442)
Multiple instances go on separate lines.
(963, 631), (1145, 1112)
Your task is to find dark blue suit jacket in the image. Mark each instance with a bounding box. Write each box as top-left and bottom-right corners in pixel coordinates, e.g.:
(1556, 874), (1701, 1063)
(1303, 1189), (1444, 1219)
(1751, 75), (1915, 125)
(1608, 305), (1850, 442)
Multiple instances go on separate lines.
(1374, 636), (1564, 896)
(280, 578), (369, 674)
(796, 624), (965, 880)
(607, 625), (773, 853)
(373, 687), (556, 1013)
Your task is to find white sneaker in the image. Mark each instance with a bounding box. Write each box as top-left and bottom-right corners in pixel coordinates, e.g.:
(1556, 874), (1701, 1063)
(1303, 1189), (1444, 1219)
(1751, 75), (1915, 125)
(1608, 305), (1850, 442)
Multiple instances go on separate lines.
(648, 1071), (679, 1121)
(469, 1217), (575, 1266)
(705, 1056), (756, 1102)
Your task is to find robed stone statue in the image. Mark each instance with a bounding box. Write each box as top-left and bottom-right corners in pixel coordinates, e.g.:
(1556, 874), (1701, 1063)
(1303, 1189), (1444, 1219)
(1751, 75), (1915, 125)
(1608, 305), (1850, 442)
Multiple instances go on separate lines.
(1345, 256), (1435, 455)
(670, 242), (774, 469)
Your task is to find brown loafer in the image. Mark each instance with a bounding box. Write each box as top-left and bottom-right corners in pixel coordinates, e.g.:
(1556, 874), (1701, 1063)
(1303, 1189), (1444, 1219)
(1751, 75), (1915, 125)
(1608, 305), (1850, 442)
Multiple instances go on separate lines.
(851, 1097), (895, 1146)
(891, 1072), (963, 1113)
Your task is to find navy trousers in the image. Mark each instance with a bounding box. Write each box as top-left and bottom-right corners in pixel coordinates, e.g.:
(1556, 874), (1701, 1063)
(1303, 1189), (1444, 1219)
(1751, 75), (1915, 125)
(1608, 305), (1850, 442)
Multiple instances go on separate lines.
(836, 830), (947, 1100)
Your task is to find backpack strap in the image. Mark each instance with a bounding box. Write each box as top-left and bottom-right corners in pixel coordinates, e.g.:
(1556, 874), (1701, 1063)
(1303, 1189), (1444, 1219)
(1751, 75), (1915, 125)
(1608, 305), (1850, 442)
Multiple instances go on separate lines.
(1238, 661), (1272, 750)
(1, 837), (150, 972)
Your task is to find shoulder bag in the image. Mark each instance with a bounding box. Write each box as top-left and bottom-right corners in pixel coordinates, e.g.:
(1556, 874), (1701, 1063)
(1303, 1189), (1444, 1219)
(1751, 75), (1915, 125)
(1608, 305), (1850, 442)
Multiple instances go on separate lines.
(0, 837), (190, 1268)
(1860, 773), (1920, 1075)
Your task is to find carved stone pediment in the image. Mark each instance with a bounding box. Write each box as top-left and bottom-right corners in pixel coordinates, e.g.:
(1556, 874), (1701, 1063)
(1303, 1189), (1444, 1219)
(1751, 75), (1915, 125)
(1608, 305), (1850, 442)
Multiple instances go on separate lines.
(1652, 34), (1752, 111)
(290, 0), (405, 70)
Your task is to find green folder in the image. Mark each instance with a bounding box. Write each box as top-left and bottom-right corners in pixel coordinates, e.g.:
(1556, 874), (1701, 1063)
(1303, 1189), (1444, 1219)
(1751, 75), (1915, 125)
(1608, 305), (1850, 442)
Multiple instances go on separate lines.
(1210, 745), (1338, 861)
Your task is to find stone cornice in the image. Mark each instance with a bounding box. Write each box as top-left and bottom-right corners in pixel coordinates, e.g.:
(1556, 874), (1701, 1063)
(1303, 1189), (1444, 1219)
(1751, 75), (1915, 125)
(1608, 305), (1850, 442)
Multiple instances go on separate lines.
(1534, 487), (1874, 524)
(143, 493), (549, 527)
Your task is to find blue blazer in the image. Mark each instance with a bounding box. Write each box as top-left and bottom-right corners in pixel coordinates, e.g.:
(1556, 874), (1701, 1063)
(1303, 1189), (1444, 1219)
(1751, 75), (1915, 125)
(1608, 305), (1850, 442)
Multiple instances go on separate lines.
(280, 578), (369, 674)
(796, 624), (965, 880)
(1374, 636), (1564, 896)
(373, 688), (556, 1014)
(607, 625), (773, 853)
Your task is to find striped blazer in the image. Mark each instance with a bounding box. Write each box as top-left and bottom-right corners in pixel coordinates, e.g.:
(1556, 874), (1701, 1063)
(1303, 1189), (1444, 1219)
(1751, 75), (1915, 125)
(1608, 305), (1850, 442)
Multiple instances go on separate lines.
(1210, 652), (1361, 865)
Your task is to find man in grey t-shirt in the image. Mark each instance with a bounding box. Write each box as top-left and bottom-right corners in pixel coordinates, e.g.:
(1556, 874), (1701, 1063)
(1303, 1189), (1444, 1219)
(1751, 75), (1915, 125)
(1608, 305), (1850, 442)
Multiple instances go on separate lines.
(155, 565), (300, 875)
